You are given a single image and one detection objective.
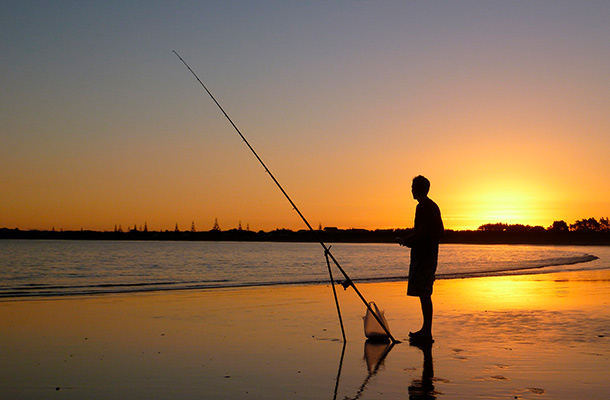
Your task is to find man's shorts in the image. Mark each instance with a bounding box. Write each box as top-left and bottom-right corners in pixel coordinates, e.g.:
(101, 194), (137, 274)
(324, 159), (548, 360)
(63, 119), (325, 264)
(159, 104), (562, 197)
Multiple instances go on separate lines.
(407, 259), (437, 297)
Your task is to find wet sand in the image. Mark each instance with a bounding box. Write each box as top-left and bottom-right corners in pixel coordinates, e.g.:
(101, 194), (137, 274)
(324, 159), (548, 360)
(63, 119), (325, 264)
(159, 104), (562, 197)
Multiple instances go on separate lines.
(0, 269), (608, 399)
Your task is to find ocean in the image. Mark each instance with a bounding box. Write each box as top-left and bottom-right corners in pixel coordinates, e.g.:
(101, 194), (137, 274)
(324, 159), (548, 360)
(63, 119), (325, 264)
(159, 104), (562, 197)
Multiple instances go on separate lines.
(0, 240), (608, 298)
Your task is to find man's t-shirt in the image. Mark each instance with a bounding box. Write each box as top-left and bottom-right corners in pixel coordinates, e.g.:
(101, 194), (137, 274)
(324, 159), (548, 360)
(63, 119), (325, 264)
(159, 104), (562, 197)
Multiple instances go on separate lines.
(411, 197), (444, 262)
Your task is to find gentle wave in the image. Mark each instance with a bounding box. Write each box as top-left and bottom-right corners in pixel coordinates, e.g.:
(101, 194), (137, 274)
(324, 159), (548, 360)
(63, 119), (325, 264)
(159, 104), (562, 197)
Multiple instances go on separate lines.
(437, 254), (600, 279)
(0, 241), (607, 298)
(0, 255), (600, 298)
(0, 280), (232, 298)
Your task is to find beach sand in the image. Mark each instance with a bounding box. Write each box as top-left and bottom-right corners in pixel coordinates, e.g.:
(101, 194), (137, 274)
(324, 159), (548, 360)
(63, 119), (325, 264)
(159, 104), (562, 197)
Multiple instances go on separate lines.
(1, 269), (608, 399)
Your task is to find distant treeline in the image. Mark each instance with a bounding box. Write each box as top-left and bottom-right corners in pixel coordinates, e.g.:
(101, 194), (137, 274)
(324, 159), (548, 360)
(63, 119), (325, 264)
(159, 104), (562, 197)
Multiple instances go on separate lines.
(1, 217), (609, 245)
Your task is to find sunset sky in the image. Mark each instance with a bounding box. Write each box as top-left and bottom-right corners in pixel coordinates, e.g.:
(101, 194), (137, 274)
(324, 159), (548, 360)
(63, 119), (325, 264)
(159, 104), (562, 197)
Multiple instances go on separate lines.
(2, 1), (609, 232)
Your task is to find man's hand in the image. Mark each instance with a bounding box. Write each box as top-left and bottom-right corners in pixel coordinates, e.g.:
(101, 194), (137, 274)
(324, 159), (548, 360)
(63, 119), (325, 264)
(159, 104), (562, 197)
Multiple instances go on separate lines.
(397, 236), (413, 248)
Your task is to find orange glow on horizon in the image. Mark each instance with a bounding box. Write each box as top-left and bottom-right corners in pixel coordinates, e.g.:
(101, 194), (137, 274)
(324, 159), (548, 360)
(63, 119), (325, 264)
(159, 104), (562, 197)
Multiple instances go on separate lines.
(460, 187), (549, 228)
(435, 172), (576, 231)
(2, 2), (609, 234)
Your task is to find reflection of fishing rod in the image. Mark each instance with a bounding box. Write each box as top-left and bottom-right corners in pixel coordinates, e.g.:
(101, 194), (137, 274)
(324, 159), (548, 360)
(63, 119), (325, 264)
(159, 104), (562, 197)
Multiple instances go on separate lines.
(332, 342), (347, 400)
(174, 50), (396, 343)
(347, 340), (395, 400)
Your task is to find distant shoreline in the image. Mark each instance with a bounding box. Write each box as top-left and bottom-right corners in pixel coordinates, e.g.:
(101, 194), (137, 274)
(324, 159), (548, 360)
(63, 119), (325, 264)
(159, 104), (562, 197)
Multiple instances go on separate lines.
(2, 227), (609, 245)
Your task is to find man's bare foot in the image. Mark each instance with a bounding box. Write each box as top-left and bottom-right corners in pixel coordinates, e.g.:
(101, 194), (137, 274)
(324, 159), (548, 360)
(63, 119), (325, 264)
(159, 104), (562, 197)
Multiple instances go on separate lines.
(409, 330), (433, 343)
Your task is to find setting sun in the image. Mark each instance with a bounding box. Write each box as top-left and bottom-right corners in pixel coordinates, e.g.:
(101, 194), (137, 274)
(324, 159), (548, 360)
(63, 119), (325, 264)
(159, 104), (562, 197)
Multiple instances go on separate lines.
(472, 187), (542, 225)
(438, 174), (566, 230)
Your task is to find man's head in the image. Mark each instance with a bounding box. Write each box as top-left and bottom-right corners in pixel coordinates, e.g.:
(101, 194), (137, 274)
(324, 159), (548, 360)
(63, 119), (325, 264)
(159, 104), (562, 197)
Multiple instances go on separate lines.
(412, 175), (430, 200)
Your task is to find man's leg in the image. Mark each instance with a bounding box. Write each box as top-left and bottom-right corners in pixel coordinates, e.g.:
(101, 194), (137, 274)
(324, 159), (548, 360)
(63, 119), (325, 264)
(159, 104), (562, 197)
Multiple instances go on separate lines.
(420, 294), (433, 336)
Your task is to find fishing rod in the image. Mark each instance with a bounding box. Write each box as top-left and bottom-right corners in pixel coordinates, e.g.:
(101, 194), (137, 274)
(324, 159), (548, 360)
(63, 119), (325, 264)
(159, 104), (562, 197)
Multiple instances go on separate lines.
(173, 50), (396, 343)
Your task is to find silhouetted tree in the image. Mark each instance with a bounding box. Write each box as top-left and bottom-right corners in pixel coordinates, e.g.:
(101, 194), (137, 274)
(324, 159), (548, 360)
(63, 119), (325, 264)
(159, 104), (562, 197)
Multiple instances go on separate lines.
(600, 217), (610, 232)
(571, 218), (600, 231)
(550, 220), (569, 231)
(478, 223), (508, 232)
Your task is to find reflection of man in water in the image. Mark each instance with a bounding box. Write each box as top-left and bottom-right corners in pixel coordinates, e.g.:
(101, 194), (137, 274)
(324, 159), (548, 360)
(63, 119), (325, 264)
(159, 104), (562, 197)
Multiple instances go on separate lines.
(408, 341), (436, 399)
(400, 175), (444, 342)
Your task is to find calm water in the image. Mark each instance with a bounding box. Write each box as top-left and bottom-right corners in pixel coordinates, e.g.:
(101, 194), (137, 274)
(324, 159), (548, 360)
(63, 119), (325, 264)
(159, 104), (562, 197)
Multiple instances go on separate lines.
(0, 240), (607, 298)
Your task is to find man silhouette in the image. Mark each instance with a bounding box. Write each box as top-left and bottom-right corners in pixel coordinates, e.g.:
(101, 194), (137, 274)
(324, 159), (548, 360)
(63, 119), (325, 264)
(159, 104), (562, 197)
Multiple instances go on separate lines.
(400, 175), (444, 342)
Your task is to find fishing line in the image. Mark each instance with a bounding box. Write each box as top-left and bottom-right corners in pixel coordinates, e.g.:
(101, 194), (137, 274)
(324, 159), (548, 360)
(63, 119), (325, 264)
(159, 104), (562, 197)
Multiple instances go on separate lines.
(173, 50), (396, 343)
